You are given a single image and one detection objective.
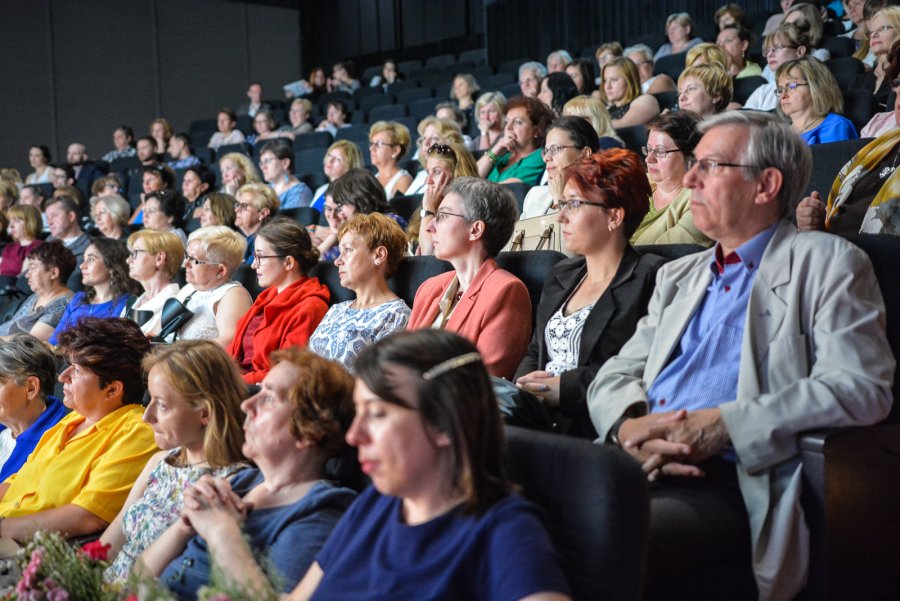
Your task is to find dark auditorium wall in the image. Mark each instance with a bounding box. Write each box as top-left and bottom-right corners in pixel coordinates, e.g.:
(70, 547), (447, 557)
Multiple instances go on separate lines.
(0, 0), (300, 175)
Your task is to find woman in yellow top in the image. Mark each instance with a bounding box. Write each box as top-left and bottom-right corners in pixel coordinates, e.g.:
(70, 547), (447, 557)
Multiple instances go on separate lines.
(0, 318), (158, 542)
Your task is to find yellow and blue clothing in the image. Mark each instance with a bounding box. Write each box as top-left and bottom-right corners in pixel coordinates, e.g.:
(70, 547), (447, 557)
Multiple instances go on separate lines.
(0, 397), (69, 482)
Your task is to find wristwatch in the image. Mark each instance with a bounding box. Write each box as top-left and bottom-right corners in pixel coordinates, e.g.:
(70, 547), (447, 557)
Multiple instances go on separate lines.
(420, 208), (436, 219)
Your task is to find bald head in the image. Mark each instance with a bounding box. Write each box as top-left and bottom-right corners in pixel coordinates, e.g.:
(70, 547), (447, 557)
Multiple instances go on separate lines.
(67, 143), (87, 165)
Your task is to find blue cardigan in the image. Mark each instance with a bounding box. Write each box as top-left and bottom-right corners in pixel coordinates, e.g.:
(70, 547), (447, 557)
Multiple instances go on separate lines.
(0, 397), (69, 482)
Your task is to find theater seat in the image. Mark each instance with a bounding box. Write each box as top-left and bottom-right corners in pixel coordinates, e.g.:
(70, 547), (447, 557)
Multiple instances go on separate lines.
(504, 425), (649, 601)
(231, 264), (264, 301)
(496, 250), (567, 327)
(387, 255), (453, 307)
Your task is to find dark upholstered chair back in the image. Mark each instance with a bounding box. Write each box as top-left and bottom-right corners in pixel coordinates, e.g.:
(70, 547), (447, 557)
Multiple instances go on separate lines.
(504, 426), (649, 601)
(387, 255), (454, 308)
(231, 263), (264, 301)
(496, 250), (567, 327)
(802, 138), (873, 205)
(310, 261), (355, 305)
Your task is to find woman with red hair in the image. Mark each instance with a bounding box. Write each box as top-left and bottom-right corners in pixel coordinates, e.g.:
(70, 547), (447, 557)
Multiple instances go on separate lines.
(514, 149), (666, 437)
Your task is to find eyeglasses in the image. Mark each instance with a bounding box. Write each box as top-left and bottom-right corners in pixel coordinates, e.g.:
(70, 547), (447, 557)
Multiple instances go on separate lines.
(434, 210), (468, 223)
(259, 157), (278, 166)
(369, 140), (395, 149)
(764, 44), (797, 56)
(686, 157), (756, 175)
(128, 248), (150, 259)
(542, 144), (578, 159)
(234, 202), (254, 212)
(679, 84), (703, 97)
(641, 146), (682, 159)
(184, 254), (217, 266)
(775, 82), (809, 95)
(323, 204), (345, 217)
(253, 253), (284, 264)
(558, 199), (609, 213)
(427, 144), (453, 157)
(868, 24), (895, 39)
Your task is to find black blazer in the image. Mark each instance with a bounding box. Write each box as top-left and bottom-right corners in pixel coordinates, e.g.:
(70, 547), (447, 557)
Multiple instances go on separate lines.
(514, 247), (665, 438)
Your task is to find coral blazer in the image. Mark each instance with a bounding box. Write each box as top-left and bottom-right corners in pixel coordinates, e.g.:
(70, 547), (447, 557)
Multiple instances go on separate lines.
(407, 258), (532, 379)
(228, 276), (330, 384)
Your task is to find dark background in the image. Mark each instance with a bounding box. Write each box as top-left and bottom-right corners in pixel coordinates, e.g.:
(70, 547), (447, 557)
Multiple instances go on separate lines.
(1, 0), (777, 175)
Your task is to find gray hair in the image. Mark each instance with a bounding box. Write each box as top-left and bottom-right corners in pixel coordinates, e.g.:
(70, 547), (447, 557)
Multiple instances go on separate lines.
(91, 194), (131, 227)
(519, 61), (547, 80)
(0, 335), (59, 401)
(447, 177), (519, 257)
(547, 50), (573, 66)
(698, 111), (811, 215)
(623, 44), (654, 63)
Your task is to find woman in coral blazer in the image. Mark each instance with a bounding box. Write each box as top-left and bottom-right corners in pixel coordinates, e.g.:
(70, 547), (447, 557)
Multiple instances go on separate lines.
(407, 177), (531, 379)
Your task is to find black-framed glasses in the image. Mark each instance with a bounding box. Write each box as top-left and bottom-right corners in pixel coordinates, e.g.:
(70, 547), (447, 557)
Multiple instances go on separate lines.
(253, 253), (285, 264)
(434, 210), (468, 223)
(541, 144), (578, 159)
(184, 254), (217, 266)
(641, 146), (682, 159)
(686, 157), (756, 175)
(128, 248), (150, 260)
(427, 144), (453, 157)
(558, 199), (609, 213)
(775, 82), (809, 95)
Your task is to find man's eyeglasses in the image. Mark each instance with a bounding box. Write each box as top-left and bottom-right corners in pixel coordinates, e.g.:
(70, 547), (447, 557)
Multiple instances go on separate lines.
(686, 157), (756, 175)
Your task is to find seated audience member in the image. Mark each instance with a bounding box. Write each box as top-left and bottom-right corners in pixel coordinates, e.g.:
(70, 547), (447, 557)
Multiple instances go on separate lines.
(25, 145), (53, 185)
(477, 96), (554, 186)
(0, 318), (158, 542)
(45, 196), (90, 265)
(407, 117), (466, 194)
(284, 66), (327, 100)
(317, 169), (408, 262)
(66, 143), (104, 202)
(310, 213), (410, 370)
(565, 58), (598, 96)
(0, 181), (17, 212)
(235, 183), (280, 264)
(208, 109), (246, 150)
(0, 205), (42, 278)
(316, 100), (351, 136)
(369, 121), (413, 198)
(101, 340), (247, 583)
(715, 3), (745, 30)
(624, 45), (676, 95)
(853, 6), (900, 109)
(677, 62), (733, 120)
(310, 140), (364, 211)
(135, 136), (158, 166)
(518, 61), (548, 98)
(0, 242), (75, 342)
(717, 25), (762, 78)
(159, 226), (251, 347)
(219, 152), (261, 196)
(601, 57), (661, 128)
(228, 218), (328, 384)
(51, 163), (75, 190)
(450, 73), (480, 127)
(92, 174), (124, 198)
(685, 42), (729, 69)
(782, 2), (831, 62)
(237, 82), (270, 118)
(182, 165), (215, 220)
(587, 111), (894, 601)
(473, 92), (508, 152)
(547, 49), (573, 73)
(150, 118), (173, 156)
(91, 194), (131, 241)
(280, 98), (314, 139)
(258, 139), (312, 209)
(143, 190), (188, 246)
(776, 56), (857, 144)
(562, 96), (623, 147)
(516, 150), (665, 438)
(141, 348), (357, 599)
(199, 192), (237, 229)
(19, 184), (47, 212)
(434, 102), (472, 146)
(102, 126), (136, 163)
(327, 61), (360, 94)
(287, 330), (571, 601)
(633, 111), (711, 246)
(166, 133), (201, 170)
(861, 41), (900, 138)
(0, 336), (68, 481)
(124, 230), (184, 335)
(413, 142), (479, 255)
(596, 42), (624, 76)
(49, 238), (141, 346)
(742, 23), (809, 111)
(369, 59), (400, 90)
(538, 72), (580, 116)
(654, 12), (704, 61)
(247, 110), (280, 147)
(407, 178), (530, 379)
(521, 116), (601, 219)
(130, 164), (176, 225)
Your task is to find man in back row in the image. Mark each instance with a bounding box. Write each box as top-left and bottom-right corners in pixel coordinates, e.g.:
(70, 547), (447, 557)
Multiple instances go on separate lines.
(588, 111), (894, 601)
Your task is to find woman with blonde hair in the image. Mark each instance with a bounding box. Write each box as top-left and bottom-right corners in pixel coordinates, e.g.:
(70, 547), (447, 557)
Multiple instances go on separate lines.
(783, 2), (831, 61)
(0, 205), (42, 278)
(407, 117), (465, 195)
(413, 142), (480, 255)
(219, 152), (261, 196)
(235, 182), (280, 264)
(369, 121), (413, 198)
(654, 12), (703, 60)
(677, 62), (733, 119)
(601, 57), (661, 128)
(124, 229), (185, 334)
(742, 23), (809, 111)
(777, 56), (857, 144)
(150, 117), (174, 156)
(91, 194), (131, 241)
(685, 42), (729, 68)
(199, 192), (237, 228)
(854, 6), (900, 109)
(311, 140), (364, 211)
(101, 340), (247, 583)
(562, 96), (623, 146)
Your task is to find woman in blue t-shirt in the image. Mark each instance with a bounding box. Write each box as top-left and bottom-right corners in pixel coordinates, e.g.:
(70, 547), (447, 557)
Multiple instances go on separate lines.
(289, 329), (572, 601)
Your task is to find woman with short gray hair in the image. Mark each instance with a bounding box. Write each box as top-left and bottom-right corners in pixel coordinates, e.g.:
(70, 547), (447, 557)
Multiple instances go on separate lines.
(407, 177), (531, 379)
(0, 335), (68, 481)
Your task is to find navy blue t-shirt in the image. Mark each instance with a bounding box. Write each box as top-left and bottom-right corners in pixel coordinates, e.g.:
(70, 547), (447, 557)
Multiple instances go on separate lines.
(311, 486), (571, 600)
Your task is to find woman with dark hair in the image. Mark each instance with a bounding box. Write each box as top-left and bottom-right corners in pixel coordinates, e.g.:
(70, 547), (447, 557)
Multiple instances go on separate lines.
(0, 241), (75, 342)
(228, 218), (328, 384)
(25, 145), (53, 185)
(258, 139), (312, 209)
(450, 73), (480, 126)
(601, 57), (661, 128)
(207, 108), (246, 150)
(0, 318), (157, 542)
(717, 25), (761, 78)
(48, 238), (142, 345)
(143, 189), (188, 246)
(370, 59), (400, 91)
(478, 96), (555, 186)
(633, 111), (711, 246)
(318, 169), (408, 261)
(199, 192), (237, 229)
(141, 348), (357, 599)
(327, 61), (360, 94)
(316, 100), (351, 137)
(522, 116), (601, 219)
(248, 110), (279, 147)
(288, 329), (571, 600)
(565, 58), (597, 95)
(538, 72), (580, 116)
(408, 177), (531, 379)
(515, 150), (665, 437)
(182, 165), (215, 220)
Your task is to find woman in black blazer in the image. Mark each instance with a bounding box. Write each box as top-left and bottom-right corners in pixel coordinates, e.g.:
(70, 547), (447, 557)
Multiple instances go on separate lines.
(515, 149), (665, 438)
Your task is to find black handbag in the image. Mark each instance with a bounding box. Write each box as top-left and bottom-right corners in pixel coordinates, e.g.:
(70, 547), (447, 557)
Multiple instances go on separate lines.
(151, 294), (195, 343)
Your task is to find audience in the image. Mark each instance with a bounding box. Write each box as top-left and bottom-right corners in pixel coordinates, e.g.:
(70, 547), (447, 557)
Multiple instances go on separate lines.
(124, 229), (184, 334)
(547, 49), (573, 73)
(478, 96), (554, 185)
(562, 96), (622, 147)
(369, 121), (413, 198)
(182, 165), (215, 218)
(316, 99), (351, 136)
(102, 126), (136, 163)
(861, 40), (900, 138)
(518, 61), (547, 98)
(854, 6), (900, 109)
(165, 133), (201, 169)
(228, 218), (328, 384)
(717, 25), (761, 78)
(776, 56), (858, 144)
(473, 92), (508, 151)
(450, 73), (480, 126)
(258, 139), (312, 209)
(208, 109), (246, 150)
(281, 98), (315, 138)
(327, 61), (360, 94)
(414, 141), (479, 255)
(677, 62), (733, 120)
(310, 140), (363, 211)
(565, 58), (598, 96)
(408, 117), (466, 193)
(537, 72), (579, 116)
(654, 12), (704, 60)
(25, 146), (52, 184)
(235, 182), (280, 264)
(237, 82), (270, 118)
(742, 23), (810, 111)
(715, 3), (745, 30)
(143, 189), (189, 246)
(150, 118), (174, 156)
(199, 192), (237, 229)
(624, 44), (676, 94)
(369, 59), (400, 90)
(91, 194), (131, 241)
(601, 57), (661, 128)
(46, 196), (90, 265)
(0, 205), (42, 278)
(783, 2), (831, 62)
(219, 152), (261, 196)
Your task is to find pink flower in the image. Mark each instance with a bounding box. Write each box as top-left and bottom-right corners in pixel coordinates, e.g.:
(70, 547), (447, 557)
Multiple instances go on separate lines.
(45, 587), (69, 601)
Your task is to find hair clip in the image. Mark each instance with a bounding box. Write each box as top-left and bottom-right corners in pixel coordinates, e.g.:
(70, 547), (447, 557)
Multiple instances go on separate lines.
(422, 352), (482, 380)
